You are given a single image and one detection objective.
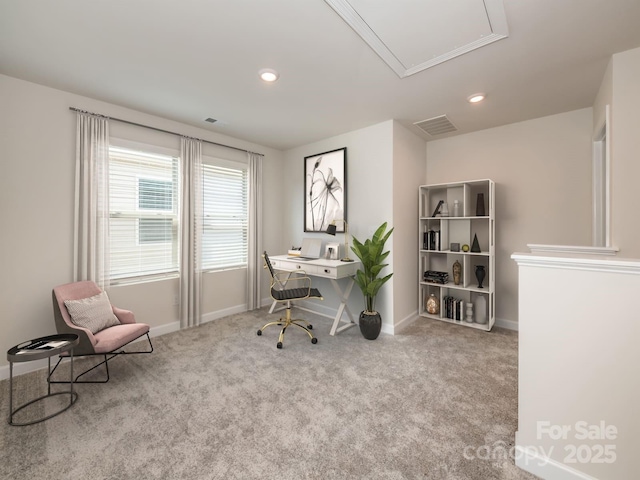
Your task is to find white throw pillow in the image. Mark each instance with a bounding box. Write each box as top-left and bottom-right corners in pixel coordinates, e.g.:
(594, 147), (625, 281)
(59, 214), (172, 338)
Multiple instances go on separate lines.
(64, 291), (120, 334)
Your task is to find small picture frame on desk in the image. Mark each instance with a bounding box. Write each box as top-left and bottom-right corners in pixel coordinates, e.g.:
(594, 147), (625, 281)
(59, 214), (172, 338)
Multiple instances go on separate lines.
(325, 242), (340, 260)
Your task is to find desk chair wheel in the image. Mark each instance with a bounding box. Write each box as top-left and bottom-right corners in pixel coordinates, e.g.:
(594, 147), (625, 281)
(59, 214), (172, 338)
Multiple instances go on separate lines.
(257, 329), (262, 336)
(308, 324), (313, 330)
(311, 338), (318, 344)
(277, 342), (283, 349)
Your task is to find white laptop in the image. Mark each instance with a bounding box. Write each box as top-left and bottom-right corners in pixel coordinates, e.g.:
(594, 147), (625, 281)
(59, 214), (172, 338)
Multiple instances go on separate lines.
(293, 238), (322, 260)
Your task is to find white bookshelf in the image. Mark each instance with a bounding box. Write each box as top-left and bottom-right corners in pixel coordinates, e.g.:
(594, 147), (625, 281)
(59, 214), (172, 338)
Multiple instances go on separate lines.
(418, 179), (495, 331)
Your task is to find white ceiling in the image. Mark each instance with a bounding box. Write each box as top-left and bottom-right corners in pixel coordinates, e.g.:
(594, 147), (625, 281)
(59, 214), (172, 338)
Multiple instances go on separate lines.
(1, 0), (640, 151)
(327, 0), (509, 78)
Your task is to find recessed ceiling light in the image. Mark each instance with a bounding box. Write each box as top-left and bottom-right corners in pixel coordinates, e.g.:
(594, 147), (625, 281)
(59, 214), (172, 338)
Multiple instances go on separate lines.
(467, 93), (486, 103)
(259, 68), (279, 82)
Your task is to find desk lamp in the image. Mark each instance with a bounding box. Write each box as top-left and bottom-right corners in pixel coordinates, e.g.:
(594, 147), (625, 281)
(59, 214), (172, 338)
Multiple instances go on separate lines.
(326, 220), (354, 262)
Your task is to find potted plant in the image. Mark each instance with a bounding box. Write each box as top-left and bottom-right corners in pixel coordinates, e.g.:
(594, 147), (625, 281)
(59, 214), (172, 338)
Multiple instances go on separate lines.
(350, 222), (393, 340)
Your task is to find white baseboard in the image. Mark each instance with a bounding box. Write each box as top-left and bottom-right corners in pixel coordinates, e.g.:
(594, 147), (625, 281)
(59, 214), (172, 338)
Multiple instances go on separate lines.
(201, 303), (247, 324)
(385, 311), (418, 335)
(148, 321), (180, 338)
(0, 357), (51, 382)
(266, 300), (491, 337)
(391, 312), (516, 334)
(495, 317), (518, 331)
(515, 443), (599, 480)
(0, 304), (246, 381)
(296, 299), (342, 321)
(276, 300), (420, 337)
(380, 322), (394, 335)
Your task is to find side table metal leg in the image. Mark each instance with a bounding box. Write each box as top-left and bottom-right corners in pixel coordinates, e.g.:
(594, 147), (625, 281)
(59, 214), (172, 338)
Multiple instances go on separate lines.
(8, 361), (13, 425)
(70, 350), (74, 406)
(7, 336), (79, 426)
(47, 357), (51, 396)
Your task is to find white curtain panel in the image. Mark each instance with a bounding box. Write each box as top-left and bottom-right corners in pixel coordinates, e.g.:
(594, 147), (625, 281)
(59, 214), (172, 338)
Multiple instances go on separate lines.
(74, 112), (110, 288)
(179, 137), (203, 328)
(247, 152), (263, 310)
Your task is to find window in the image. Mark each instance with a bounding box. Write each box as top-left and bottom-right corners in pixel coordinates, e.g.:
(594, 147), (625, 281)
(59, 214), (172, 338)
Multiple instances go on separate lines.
(138, 218), (173, 244)
(138, 178), (173, 211)
(202, 162), (248, 270)
(109, 146), (179, 281)
(137, 178), (173, 244)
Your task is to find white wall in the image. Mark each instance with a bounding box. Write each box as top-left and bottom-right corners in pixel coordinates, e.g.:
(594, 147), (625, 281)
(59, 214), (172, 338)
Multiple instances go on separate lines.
(513, 48), (640, 480)
(513, 253), (640, 480)
(610, 47), (640, 259)
(282, 121), (396, 330)
(276, 120), (426, 334)
(392, 121), (427, 330)
(0, 74), (284, 370)
(426, 109), (593, 325)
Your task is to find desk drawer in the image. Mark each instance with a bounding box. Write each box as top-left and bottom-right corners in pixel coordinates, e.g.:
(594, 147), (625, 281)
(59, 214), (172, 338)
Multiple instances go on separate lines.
(314, 266), (337, 278)
(271, 261), (327, 277)
(271, 259), (310, 273)
(269, 256), (358, 279)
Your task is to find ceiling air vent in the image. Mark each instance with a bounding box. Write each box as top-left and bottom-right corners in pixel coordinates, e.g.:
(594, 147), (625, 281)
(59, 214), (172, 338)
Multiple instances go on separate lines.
(204, 117), (217, 123)
(414, 115), (458, 136)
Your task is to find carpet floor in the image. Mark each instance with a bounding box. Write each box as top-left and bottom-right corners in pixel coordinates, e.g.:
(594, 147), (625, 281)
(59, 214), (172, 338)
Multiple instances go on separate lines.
(0, 308), (538, 479)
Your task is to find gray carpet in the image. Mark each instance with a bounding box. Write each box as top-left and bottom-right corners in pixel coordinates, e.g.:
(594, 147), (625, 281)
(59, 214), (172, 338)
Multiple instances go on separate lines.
(0, 308), (538, 480)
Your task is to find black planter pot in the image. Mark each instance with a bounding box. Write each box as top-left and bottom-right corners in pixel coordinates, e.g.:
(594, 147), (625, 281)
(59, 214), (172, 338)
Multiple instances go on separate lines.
(359, 311), (382, 340)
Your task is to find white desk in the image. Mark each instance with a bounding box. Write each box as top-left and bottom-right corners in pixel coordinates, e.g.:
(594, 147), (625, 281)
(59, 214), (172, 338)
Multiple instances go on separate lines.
(269, 255), (361, 335)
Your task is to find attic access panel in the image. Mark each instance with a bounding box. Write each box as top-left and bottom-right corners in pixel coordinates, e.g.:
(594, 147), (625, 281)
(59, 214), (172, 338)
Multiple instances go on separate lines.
(325, 0), (509, 78)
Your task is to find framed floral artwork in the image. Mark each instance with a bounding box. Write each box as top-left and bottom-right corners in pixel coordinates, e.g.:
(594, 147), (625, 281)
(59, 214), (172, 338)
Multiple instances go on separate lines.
(304, 147), (346, 232)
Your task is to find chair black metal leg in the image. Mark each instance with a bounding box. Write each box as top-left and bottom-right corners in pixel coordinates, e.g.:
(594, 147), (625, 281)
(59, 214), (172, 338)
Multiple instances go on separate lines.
(76, 354), (111, 383)
(48, 333), (153, 384)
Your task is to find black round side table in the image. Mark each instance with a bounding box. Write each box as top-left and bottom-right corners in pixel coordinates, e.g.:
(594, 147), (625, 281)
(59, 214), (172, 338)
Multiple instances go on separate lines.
(7, 333), (79, 426)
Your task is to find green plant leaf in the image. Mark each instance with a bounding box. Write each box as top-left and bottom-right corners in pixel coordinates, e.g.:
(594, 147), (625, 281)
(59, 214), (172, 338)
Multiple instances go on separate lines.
(350, 222), (393, 312)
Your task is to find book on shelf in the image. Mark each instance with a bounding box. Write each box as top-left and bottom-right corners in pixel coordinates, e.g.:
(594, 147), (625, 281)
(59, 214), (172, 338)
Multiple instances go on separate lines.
(422, 230), (442, 251)
(424, 271), (448, 284)
(443, 297), (464, 321)
(428, 230), (441, 251)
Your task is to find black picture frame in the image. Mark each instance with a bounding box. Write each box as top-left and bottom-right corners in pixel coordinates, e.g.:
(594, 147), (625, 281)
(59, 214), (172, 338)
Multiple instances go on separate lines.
(304, 147), (346, 232)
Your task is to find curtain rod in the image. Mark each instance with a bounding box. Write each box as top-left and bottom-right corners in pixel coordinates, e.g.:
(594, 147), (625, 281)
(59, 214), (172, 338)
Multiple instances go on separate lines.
(69, 107), (263, 156)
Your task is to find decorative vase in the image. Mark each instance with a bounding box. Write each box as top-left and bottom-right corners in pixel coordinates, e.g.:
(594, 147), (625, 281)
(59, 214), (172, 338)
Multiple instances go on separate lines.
(474, 295), (487, 324)
(359, 311), (382, 340)
(465, 303), (474, 323)
(453, 200), (461, 217)
(440, 202), (449, 217)
(471, 234), (481, 253)
(475, 265), (486, 288)
(476, 193), (485, 216)
(426, 293), (440, 315)
(452, 260), (462, 285)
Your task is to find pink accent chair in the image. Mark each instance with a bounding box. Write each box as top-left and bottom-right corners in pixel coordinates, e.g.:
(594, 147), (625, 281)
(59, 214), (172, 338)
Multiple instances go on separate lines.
(51, 281), (153, 383)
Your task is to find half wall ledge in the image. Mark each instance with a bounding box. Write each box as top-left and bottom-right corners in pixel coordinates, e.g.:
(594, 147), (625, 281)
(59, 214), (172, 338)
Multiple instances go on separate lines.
(526, 243), (619, 256)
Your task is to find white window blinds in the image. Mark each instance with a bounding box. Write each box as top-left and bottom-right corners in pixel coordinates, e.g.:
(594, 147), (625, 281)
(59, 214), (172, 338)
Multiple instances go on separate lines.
(202, 163), (248, 270)
(109, 146), (179, 281)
